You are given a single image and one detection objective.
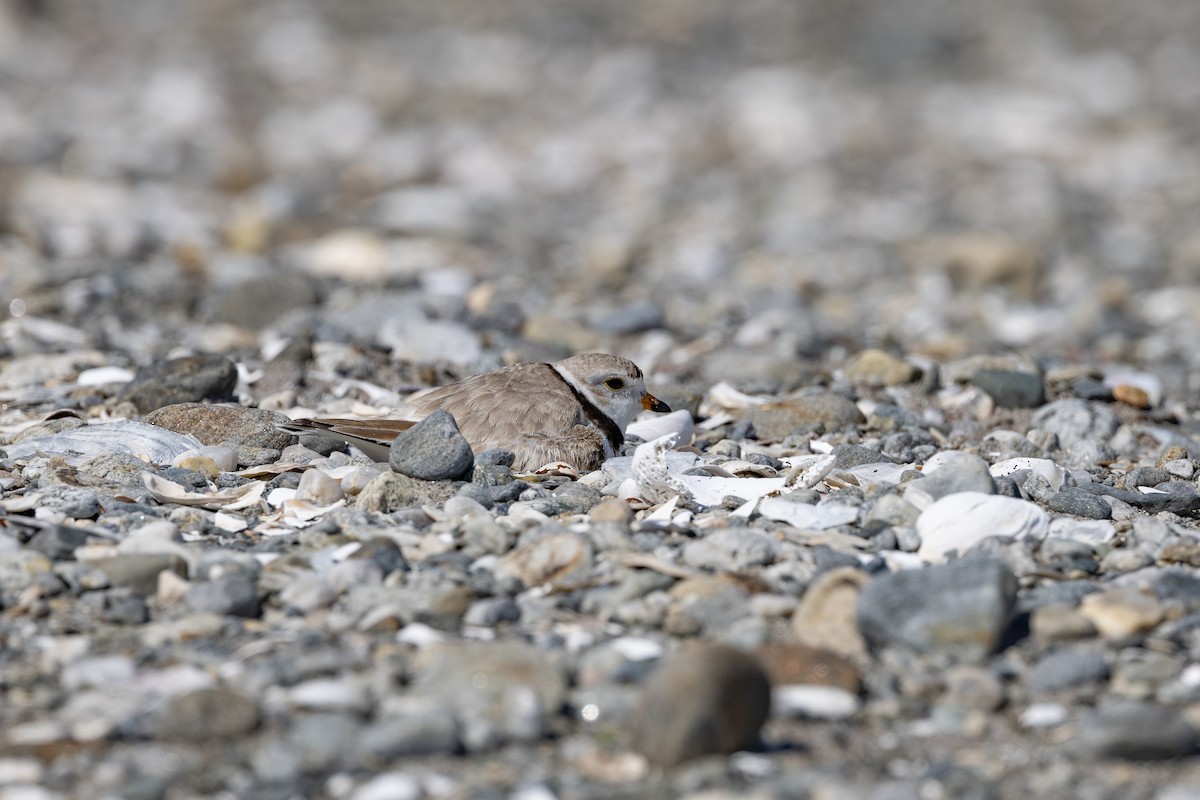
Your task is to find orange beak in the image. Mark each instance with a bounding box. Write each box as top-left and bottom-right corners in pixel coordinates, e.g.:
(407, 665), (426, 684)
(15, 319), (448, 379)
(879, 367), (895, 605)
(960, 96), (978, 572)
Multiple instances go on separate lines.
(641, 392), (671, 412)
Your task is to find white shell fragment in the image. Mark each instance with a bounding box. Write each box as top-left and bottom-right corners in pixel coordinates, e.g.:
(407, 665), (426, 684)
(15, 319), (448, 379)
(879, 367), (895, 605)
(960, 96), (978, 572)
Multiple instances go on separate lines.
(3, 421), (203, 464)
(141, 472), (266, 511)
(758, 498), (859, 530)
(916, 491), (1050, 563)
(626, 409), (694, 444)
(631, 434), (691, 503)
(990, 457), (1066, 490)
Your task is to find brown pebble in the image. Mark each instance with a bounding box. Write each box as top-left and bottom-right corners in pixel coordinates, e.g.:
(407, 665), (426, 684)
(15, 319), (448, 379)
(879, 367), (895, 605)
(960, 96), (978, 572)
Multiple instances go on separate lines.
(177, 456), (219, 480)
(1112, 384), (1151, 410)
(757, 642), (860, 693)
(791, 566), (871, 662)
(1157, 445), (1189, 467)
(1158, 542), (1200, 567)
(589, 497), (634, 524)
(632, 644), (772, 767)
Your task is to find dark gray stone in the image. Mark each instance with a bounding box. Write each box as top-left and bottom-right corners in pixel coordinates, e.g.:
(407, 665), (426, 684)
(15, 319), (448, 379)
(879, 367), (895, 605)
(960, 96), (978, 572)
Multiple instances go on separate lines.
(184, 573), (261, 618)
(1078, 482), (1200, 516)
(101, 588), (150, 625)
(1072, 377), (1112, 401)
(475, 448), (516, 468)
(856, 559), (1018, 655)
(832, 444), (888, 469)
(463, 597), (522, 626)
(27, 524), (91, 561)
(350, 538), (409, 576)
(1047, 487), (1112, 519)
(1123, 467), (1170, 489)
(389, 409), (474, 481)
(37, 487), (103, 520)
(1027, 646), (1109, 693)
(591, 301), (665, 335)
(971, 369), (1046, 408)
(1078, 702), (1196, 760)
(120, 355), (239, 414)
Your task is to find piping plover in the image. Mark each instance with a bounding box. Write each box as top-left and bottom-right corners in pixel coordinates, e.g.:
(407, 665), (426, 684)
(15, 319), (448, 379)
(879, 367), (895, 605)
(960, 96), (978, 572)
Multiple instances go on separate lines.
(284, 353), (670, 472)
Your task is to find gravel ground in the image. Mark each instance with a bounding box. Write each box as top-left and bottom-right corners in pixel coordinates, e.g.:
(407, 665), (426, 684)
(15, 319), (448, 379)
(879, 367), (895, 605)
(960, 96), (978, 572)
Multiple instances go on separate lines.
(4, 1), (1200, 798)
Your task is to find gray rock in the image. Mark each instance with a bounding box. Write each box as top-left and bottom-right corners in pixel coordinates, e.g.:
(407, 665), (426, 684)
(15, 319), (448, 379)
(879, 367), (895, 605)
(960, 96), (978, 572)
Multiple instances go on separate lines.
(92, 553), (188, 596)
(84, 587), (149, 624)
(865, 494), (920, 532)
(970, 369), (1045, 408)
(1073, 377), (1112, 401)
(359, 712), (460, 761)
(1047, 488), (1112, 520)
(632, 644), (772, 767)
(1027, 646), (1110, 693)
(664, 576), (752, 637)
(120, 355), (239, 414)
(856, 559), (1018, 655)
(279, 574), (337, 613)
(832, 444), (888, 469)
(27, 524), (92, 560)
(388, 409), (474, 481)
(1031, 399), (1119, 449)
(355, 471), (455, 513)
(412, 641), (568, 748)
(184, 573), (261, 618)
(152, 687), (261, 741)
(288, 712), (362, 771)
(905, 454), (994, 505)
(591, 301), (665, 334)
(1124, 467), (1171, 489)
(463, 597), (522, 627)
(78, 452), (158, 494)
(349, 538), (410, 577)
(206, 272), (319, 329)
(1064, 438), (1115, 468)
(681, 529), (780, 572)
(1078, 702), (1196, 760)
(38, 487), (102, 520)
(1078, 482), (1200, 516)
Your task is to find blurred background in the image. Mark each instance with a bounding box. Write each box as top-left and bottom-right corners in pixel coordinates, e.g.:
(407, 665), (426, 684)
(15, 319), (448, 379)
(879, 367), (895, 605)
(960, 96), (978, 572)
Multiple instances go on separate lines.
(2, 0), (1199, 400)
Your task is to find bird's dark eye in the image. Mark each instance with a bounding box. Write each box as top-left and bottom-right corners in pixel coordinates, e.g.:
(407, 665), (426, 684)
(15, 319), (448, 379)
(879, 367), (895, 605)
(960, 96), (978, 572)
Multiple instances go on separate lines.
(604, 378), (625, 391)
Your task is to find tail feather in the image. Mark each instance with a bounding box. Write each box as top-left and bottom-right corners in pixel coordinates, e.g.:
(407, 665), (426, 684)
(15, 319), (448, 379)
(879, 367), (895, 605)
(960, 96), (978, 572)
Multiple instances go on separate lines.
(280, 417), (417, 461)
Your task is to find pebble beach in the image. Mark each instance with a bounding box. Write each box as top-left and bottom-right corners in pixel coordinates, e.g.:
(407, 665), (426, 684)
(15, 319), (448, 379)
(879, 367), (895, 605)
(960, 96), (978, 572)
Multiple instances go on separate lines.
(4, 2), (1200, 798)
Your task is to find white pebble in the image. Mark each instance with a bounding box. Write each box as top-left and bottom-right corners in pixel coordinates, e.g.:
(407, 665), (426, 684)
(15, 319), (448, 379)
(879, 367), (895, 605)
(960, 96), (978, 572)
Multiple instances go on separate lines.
(0, 758), (44, 784)
(609, 637), (664, 662)
(1019, 702), (1068, 729)
(349, 773), (421, 800)
(76, 366), (134, 386)
(773, 685), (860, 720)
